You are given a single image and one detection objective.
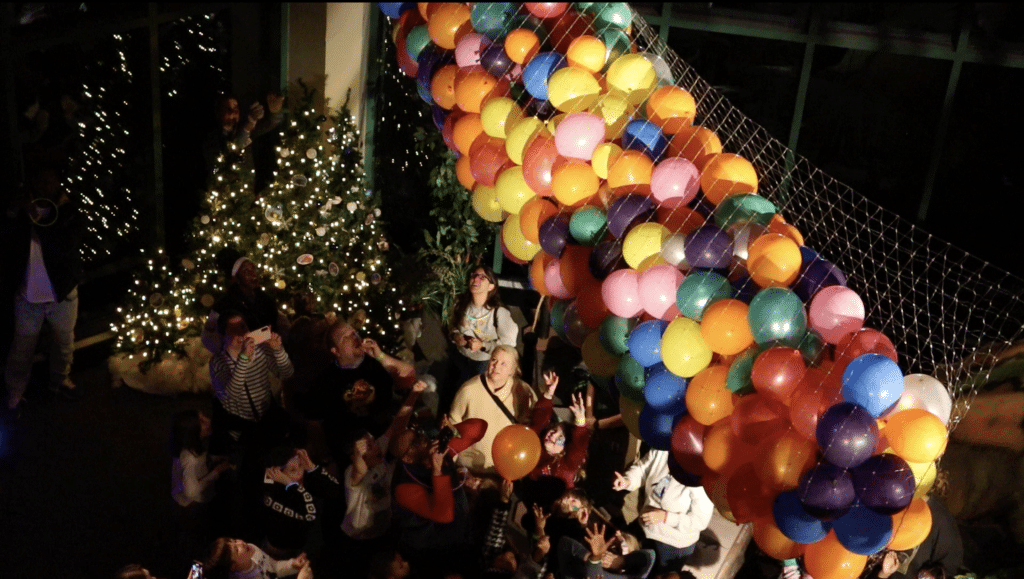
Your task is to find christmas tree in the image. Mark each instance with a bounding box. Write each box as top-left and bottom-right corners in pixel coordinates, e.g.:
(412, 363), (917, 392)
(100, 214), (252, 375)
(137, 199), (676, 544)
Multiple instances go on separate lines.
(112, 86), (401, 373)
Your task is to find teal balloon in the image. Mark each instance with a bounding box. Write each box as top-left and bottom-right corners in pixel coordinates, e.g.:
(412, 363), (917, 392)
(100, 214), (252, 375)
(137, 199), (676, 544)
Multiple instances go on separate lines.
(599, 28), (632, 64)
(470, 2), (516, 39)
(575, 2), (600, 13)
(677, 270), (733, 321)
(405, 25), (432, 61)
(748, 287), (807, 347)
(593, 2), (633, 30)
(550, 299), (569, 341)
(615, 352), (646, 403)
(713, 193), (777, 229)
(600, 315), (636, 356)
(570, 207), (608, 246)
(727, 348), (759, 394)
(798, 330), (827, 366)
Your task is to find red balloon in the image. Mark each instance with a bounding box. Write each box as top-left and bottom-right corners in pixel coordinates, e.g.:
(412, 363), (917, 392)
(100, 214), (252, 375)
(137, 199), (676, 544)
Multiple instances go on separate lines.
(730, 393), (789, 446)
(544, 10), (595, 54)
(671, 414), (708, 477)
(559, 244), (597, 297)
(833, 328), (898, 373)
(441, 110), (463, 153)
(788, 367), (842, 440)
(751, 347), (807, 404)
(574, 278), (610, 329)
(726, 462), (773, 523)
(523, 135), (561, 197)
(394, 10), (426, 77)
(470, 134), (513, 187)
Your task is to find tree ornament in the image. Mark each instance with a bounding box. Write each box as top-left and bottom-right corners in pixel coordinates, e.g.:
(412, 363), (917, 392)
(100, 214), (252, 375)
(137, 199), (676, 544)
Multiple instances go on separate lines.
(291, 175), (308, 186)
(329, 262), (339, 276)
(378, 240), (389, 251)
(316, 227), (327, 236)
(280, 147), (291, 157)
(297, 254), (314, 265)
(356, 271), (367, 282)
(275, 279), (286, 289)
(365, 214), (374, 225)
(259, 233), (271, 245)
(347, 201), (358, 212)
(181, 258), (194, 270)
(333, 196), (342, 204)
(265, 202), (284, 222)
(200, 215), (210, 224)
(149, 293), (164, 307)
(374, 208), (382, 217)
(200, 294), (215, 308)
(371, 273), (382, 285)
(306, 147), (317, 159)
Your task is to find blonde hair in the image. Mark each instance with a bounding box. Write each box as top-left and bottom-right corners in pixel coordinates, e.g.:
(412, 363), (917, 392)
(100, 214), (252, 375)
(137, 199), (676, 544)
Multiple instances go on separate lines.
(491, 345), (522, 381)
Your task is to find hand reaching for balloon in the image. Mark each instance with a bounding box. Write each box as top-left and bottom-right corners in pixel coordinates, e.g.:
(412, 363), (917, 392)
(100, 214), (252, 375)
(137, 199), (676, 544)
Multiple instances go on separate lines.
(532, 504), (550, 535)
(266, 93), (285, 114)
(584, 523), (616, 560)
(542, 371), (559, 399)
(611, 471), (629, 491)
(570, 392), (587, 424)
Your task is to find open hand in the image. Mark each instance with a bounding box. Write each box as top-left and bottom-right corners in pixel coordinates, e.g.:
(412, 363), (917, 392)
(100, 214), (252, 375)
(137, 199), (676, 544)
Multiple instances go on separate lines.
(266, 93), (285, 114)
(584, 523), (615, 560)
(570, 392), (587, 423)
(542, 371), (559, 398)
(295, 448), (315, 471)
(532, 504), (550, 534)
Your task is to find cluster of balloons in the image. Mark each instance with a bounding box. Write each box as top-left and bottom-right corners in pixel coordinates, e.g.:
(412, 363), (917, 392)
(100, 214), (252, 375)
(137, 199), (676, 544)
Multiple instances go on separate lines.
(380, 3), (954, 577)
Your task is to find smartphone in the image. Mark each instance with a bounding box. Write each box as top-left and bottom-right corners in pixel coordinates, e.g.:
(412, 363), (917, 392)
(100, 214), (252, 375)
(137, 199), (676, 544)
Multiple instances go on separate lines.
(246, 325), (272, 345)
(188, 562), (203, 579)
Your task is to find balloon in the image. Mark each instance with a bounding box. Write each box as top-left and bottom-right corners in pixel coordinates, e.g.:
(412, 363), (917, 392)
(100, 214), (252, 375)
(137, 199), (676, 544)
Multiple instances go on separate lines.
(470, 134), (512, 187)
(503, 214), (542, 262)
(752, 516), (805, 560)
(816, 402), (879, 469)
(495, 166), (536, 214)
(480, 41), (516, 77)
(455, 66), (506, 114)
(504, 28), (541, 64)
(713, 193), (777, 229)
(726, 348), (759, 395)
(623, 120), (669, 161)
(589, 92), (635, 140)
(700, 299), (754, 356)
(555, 112), (606, 160)
(519, 197), (559, 244)
(563, 301), (590, 348)
(551, 160), (600, 206)
(751, 347), (807, 404)
(505, 117), (547, 165)
(522, 134), (561, 197)
(885, 409), (948, 463)
(619, 395), (642, 439)
(607, 194), (656, 238)
(615, 353), (646, 404)
(834, 328), (898, 371)
(602, 268), (642, 319)
(789, 368), (843, 441)
(797, 330), (827, 366)
(644, 364), (688, 414)
(627, 319), (668, 368)
(598, 26), (632, 62)
(455, 153), (477, 190)
(833, 503), (893, 556)
(702, 418), (756, 476)
(607, 149), (654, 193)
(548, 67), (602, 113)
(725, 463), (772, 524)
(481, 97), (523, 139)
(757, 431), (818, 492)
(589, 241), (626, 280)
(405, 24), (432, 62)
(559, 245), (598, 297)
(809, 286), (865, 344)
(549, 299), (568, 341)
(453, 114), (484, 156)
(429, 64), (459, 109)
(622, 222), (669, 271)
(668, 125), (723, 165)
(794, 255), (847, 302)
(747, 287), (807, 347)
(591, 142), (623, 179)
(804, 531), (867, 579)
(657, 203), (704, 238)
(569, 206), (607, 246)
(650, 157), (700, 205)
(492, 424), (542, 480)
(671, 415), (708, 478)
(851, 453), (915, 515)
(685, 365), (733, 426)
(639, 264), (684, 320)
(427, 3), (472, 49)
(605, 53), (657, 105)
(455, 32), (490, 67)
(730, 393), (788, 446)
(841, 353), (904, 418)
(661, 317), (713, 378)
(747, 233), (802, 288)
(379, 2), (415, 19)
(538, 214), (571, 258)
(699, 153), (758, 205)
(529, 253), (553, 296)
(543, 258), (571, 299)
(523, 52), (567, 100)
(566, 34), (606, 73)
(638, 404), (680, 450)
(470, 2), (516, 40)
(667, 450), (702, 487)
(646, 86), (697, 134)
(685, 225), (733, 269)
(798, 462), (856, 520)
(888, 498), (932, 551)
(773, 490), (831, 544)
(885, 374), (952, 425)
(592, 1), (632, 29)
(524, 2), (568, 19)
(660, 233), (688, 268)
(471, 184), (504, 222)
(600, 315), (636, 357)
(581, 331), (620, 377)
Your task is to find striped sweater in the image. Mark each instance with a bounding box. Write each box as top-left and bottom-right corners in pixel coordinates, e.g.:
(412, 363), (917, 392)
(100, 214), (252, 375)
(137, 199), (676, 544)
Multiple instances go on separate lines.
(210, 345), (294, 421)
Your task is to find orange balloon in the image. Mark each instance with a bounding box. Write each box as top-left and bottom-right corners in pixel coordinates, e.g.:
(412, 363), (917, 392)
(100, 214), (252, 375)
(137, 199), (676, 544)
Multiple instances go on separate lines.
(700, 299), (754, 356)
(888, 498), (932, 551)
(566, 35), (606, 74)
(505, 28), (541, 65)
(751, 346), (807, 404)
(519, 197), (559, 244)
(560, 245), (597, 299)
(700, 153), (758, 205)
(707, 471), (735, 523)
(607, 149), (654, 193)
(426, 3), (472, 49)
(753, 516), (805, 560)
(455, 153), (476, 190)
(656, 203), (705, 236)
(530, 253), (553, 296)
(804, 531), (867, 579)
(470, 135), (513, 187)
(755, 430), (818, 491)
(668, 126), (722, 165)
(430, 64), (459, 110)
(768, 215), (805, 245)
(747, 233), (802, 288)
(686, 365), (735, 426)
(455, 66), (507, 114)
(492, 424), (542, 480)
(886, 409), (948, 463)
(552, 159), (600, 206)
(703, 418), (756, 475)
(417, 2), (437, 21)
(453, 114), (484, 156)
(727, 463), (773, 524)
(646, 86), (697, 134)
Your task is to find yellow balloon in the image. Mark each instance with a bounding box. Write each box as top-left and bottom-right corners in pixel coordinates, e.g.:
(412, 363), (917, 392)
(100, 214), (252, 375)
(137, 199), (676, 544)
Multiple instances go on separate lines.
(885, 447), (938, 500)
(481, 96), (523, 139)
(591, 142), (623, 179)
(619, 395), (642, 439)
(495, 166), (537, 215)
(589, 91), (635, 140)
(661, 317), (713, 377)
(472, 184), (505, 222)
(505, 117), (546, 165)
(605, 54), (658, 105)
(622, 222), (669, 270)
(503, 214), (541, 261)
(548, 67), (602, 113)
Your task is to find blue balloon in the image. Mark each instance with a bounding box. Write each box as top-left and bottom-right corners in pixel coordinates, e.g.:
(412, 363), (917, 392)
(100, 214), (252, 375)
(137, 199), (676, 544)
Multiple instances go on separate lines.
(627, 319), (668, 368)
(773, 490), (831, 544)
(623, 120), (669, 161)
(730, 275), (759, 304)
(522, 52), (567, 101)
(431, 105), (450, 130)
(378, 2), (415, 19)
(415, 80), (433, 105)
(833, 502), (893, 555)
(643, 368), (688, 414)
(841, 353), (904, 417)
(667, 451), (702, 486)
(638, 405), (678, 450)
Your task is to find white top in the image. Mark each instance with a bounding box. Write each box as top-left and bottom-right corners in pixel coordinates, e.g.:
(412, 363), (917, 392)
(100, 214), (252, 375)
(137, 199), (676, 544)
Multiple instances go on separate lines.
(341, 433), (396, 540)
(623, 449), (714, 549)
(455, 304), (518, 362)
(23, 229), (56, 303)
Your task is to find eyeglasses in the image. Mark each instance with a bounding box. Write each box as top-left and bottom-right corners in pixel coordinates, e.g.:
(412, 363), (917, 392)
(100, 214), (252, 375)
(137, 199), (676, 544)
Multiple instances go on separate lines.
(471, 273), (491, 281)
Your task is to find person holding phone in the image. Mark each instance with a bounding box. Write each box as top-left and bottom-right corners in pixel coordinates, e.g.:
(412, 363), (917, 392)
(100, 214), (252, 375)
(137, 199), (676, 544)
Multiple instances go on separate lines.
(202, 255), (281, 355)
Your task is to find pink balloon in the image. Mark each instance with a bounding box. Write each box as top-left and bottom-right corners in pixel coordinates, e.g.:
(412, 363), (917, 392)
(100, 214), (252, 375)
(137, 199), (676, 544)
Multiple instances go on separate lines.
(544, 258), (573, 299)
(650, 157), (700, 205)
(455, 33), (491, 68)
(808, 285), (865, 344)
(601, 268), (642, 318)
(555, 113), (606, 161)
(639, 264), (685, 320)
(525, 2), (569, 18)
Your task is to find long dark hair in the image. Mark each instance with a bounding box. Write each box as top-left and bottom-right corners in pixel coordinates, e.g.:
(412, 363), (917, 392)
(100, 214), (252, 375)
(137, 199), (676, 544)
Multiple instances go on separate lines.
(171, 409), (206, 457)
(449, 265), (504, 332)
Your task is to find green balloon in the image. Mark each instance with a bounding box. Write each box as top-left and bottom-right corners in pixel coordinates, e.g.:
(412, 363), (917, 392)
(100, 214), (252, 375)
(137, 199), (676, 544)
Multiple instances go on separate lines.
(727, 348), (760, 394)
(405, 25), (432, 61)
(676, 271), (733, 321)
(599, 28), (632, 65)
(615, 352), (646, 403)
(591, 373), (613, 394)
(594, 2), (633, 31)
(798, 330), (827, 366)
(570, 207), (608, 246)
(713, 193), (777, 229)
(550, 300), (569, 341)
(470, 2), (516, 40)
(599, 314), (636, 356)
(747, 287), (807, 347)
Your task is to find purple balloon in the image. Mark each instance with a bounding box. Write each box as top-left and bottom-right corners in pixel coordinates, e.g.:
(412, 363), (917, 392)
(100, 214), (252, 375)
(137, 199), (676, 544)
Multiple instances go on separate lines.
(416, 45), (453, 97)
(479, 42), (515, 77)
(685, 225), (734, 269)
(524, 97), (557, 120)
(816, 402), (879, 469)
(730, 275), (759, 304)
(691, 195), (715, 218)
(607, 194), (656, 238)
(851, 453), (915, 515)
(539, 214), (571, 258)
(563, 301), (589, 348)
(795, 256), (847, 302)
(798, 462), (856, 520)
(431, 105), (449, 130)
(589, 242), (626, 280)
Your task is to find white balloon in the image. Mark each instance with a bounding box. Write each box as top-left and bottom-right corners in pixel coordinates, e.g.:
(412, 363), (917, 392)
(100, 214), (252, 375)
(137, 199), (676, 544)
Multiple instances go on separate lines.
(728, 221), (768, 264)
(885, 374), (952, 425)
(660, 233), (689, 269)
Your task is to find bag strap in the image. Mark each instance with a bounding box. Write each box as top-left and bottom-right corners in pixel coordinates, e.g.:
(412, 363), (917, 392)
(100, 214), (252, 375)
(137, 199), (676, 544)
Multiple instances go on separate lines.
(481, 374), (517, 424)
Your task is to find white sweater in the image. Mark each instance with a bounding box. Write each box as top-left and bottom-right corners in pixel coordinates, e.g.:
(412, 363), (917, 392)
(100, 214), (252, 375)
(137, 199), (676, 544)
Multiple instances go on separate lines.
(623, 449), (714, 549)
